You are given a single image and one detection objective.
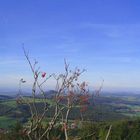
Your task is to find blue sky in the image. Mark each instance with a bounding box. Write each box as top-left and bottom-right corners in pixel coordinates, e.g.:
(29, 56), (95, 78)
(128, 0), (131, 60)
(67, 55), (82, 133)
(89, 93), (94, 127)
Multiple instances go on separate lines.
(0, 0), (140, 92)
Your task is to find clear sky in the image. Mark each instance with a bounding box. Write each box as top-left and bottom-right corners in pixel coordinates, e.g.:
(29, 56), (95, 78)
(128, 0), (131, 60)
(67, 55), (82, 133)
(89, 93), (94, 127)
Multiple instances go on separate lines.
(0, 0), (140, 92)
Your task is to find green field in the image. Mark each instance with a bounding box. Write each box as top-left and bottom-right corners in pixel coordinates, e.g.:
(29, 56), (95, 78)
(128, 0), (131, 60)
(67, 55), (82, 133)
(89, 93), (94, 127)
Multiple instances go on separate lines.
(0, 116), (17, 129)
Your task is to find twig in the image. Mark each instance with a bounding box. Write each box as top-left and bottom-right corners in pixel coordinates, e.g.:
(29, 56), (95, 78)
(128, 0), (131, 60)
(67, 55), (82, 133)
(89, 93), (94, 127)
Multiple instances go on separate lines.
(105, 125), (112, 140)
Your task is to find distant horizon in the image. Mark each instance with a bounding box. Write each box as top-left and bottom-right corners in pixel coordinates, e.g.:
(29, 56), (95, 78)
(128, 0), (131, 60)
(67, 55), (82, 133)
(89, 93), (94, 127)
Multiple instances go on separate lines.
(0, 87), (140, 95)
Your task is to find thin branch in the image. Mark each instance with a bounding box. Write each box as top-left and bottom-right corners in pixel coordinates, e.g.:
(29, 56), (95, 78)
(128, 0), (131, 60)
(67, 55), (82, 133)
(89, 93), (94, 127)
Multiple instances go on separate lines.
(105, 125), (112, 140)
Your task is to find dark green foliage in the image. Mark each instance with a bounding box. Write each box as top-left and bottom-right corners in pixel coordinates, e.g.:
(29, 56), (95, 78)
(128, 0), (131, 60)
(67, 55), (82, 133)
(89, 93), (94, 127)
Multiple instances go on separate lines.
(78, 119), (140, 140)
(0, 121), (28, 140)
(78, 122), (100, 140)
(1, 118), (140, 139)
(49, 126), (65, 140)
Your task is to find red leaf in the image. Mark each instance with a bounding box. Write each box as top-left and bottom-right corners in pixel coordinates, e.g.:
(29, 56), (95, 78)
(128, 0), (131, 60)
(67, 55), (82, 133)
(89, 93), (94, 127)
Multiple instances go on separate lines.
(42, 72), (46, 78)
